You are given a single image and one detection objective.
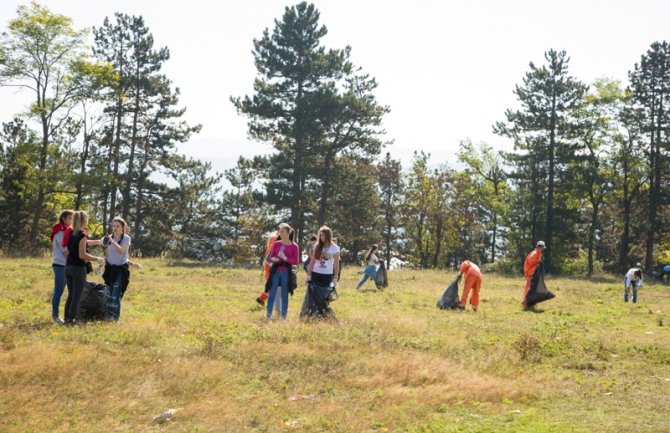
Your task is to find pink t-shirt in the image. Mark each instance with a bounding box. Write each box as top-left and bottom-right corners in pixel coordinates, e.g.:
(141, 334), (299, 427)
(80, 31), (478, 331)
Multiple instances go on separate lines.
(268, 241), (300, 270)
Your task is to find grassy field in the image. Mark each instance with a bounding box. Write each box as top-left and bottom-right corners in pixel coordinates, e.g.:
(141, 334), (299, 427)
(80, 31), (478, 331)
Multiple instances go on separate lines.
(0, 258), (669, 433)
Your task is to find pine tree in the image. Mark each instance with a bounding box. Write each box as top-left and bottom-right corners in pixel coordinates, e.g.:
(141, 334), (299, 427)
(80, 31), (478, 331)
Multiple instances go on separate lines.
(495, 49), (587, 272)
(232, 2), (355, 242)
(629, 41), (670, 272)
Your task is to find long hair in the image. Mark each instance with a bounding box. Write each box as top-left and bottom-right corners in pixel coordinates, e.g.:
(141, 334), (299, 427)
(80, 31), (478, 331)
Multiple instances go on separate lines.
(313, 225), (333, 260)
(278, 222), (294, 242)
(72, 211), (88, 234)
(364, 244), (379, 262)
(57, 210), (74, 225)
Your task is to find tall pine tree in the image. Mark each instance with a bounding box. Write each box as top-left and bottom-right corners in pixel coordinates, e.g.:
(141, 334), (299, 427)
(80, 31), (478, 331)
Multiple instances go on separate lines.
(495, 49), (587, 272)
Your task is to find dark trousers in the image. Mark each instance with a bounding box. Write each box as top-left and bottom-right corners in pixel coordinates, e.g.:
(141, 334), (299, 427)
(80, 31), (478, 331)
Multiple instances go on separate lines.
(64, 265), (87, 323)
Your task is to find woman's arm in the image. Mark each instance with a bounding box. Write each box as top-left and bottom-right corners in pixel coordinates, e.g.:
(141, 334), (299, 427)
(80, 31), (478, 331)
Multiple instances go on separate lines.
(79, 237), (103, 263)
(307, 250), (316, 278)
(108, 236), (128, 255)
(267, 242), (281, 263)
(333, 252), (340, 282)
(87, 239), (103, 247)
(285, 244), (300, 266)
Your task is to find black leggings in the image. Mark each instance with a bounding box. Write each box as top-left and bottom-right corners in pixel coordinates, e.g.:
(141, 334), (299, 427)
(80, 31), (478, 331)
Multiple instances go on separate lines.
(64, 265), (87, 323)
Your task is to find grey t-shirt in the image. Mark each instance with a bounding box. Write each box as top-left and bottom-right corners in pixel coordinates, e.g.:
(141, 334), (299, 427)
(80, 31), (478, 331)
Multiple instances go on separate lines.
(52, 231), (68, 266)
(107, 235), (130, 266)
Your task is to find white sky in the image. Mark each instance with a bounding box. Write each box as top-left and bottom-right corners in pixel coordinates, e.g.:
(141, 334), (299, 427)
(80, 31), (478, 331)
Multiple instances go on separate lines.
(1, 0), (669, 174)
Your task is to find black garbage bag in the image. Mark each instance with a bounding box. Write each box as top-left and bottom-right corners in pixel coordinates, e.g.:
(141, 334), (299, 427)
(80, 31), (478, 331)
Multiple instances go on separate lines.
(375, 260), (388, 289)
(299, 281), (336, 321)
(525, 262), (555, 307)
(78, 281), (111, 321)
(437, 274), (462, 309)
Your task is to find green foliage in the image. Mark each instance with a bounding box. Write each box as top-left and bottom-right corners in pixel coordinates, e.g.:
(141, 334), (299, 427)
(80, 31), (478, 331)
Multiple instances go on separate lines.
(495, 49), (588, 272)
(629, 41), (670, 271)
(232, 2), (388, 242)
(561, 251), (604, 276)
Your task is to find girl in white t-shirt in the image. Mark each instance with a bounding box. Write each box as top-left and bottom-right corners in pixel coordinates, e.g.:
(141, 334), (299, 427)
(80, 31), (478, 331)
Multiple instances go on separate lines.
(302, 225), (340, 319)
(308, 226), (340, 284)
(356, 244), (379, 290)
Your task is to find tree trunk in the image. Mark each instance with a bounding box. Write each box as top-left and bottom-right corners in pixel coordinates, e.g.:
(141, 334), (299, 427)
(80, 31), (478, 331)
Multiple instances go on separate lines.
(134, 168), (147, 243)
(383, 183), (394, 269)
(491, 181), (499, 263)
(317, 152), (332, 227)
(433, 221), (443, 268)
(619, 156), (631, 273)
(587, 194), (597, 277)
(122, 64), (141, 218)
(29, 117), (50, 250)
(645, 93), (662, 273)
(75, 118), (91, 210)
(544, 91), (557, 272)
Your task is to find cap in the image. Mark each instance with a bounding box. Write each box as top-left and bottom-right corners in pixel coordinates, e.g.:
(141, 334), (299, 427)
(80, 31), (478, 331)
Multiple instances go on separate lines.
(536, 240), (546, 248)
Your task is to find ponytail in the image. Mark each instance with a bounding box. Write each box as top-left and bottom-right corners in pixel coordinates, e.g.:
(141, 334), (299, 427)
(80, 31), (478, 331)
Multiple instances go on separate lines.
(71, 211), (88, 234)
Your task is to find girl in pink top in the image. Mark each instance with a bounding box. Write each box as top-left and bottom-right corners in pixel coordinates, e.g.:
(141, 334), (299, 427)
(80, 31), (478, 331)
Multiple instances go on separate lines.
(265, 223), (300, 319)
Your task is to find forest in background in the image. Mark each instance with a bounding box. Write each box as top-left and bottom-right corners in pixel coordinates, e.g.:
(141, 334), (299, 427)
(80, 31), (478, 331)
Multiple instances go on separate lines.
(1, 2), (668, 275)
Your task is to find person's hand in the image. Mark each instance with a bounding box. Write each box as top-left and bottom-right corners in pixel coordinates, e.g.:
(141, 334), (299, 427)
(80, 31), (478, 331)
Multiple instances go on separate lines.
(97, 257), (105, 266)
(305, 275), (311, 284)
(272, 257), (280, 263)
(278, 251), (286, 260)
(133, 262), (142, 269)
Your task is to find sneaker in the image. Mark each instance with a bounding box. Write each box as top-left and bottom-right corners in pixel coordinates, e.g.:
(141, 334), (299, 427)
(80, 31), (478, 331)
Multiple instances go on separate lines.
(52, 316), (64, 324)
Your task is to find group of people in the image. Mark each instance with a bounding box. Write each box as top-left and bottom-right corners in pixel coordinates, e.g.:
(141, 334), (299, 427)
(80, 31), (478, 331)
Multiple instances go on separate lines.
(257, 224), (342, 321)
(50, 210), (139, 325)
(49, 212), (651, 324)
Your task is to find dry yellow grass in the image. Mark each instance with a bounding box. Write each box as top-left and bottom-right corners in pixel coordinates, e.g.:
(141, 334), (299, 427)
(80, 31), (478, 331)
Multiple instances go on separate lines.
(0, 258), (669, 432)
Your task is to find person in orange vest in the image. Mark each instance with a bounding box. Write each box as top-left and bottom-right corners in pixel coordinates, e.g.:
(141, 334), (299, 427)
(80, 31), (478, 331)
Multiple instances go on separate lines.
(458, 260), (482, 312)
(523, 241), (545, 307)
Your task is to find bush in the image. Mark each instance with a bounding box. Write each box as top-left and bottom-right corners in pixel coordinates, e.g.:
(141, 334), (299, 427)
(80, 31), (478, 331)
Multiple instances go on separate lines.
(485, 257), (522, 276)
(560, 251), (604, 276)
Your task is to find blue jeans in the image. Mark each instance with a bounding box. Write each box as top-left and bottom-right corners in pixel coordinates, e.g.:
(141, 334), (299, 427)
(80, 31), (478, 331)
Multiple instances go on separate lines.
(52, 264), (66, 318)
(107, 272), (123, 321)
(267, 269), (289, 319)
(624, 279), (640, 303)
(64, 265), (87, 323)
(356, 265), (377, 289)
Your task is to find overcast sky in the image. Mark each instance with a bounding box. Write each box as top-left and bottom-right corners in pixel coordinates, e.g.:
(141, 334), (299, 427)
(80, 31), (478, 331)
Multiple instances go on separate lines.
(1, 0), (669, 173)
